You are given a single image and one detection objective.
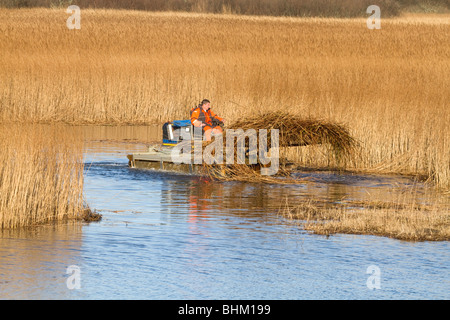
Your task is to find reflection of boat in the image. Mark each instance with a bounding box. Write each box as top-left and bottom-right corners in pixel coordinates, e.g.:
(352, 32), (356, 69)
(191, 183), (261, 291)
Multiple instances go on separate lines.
(127, 120), (204, 174)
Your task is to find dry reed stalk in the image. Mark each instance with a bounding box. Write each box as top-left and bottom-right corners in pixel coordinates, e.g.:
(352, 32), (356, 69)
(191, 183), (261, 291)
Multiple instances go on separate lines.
(0, 124), (88, 229)
(0, 9), (448, 188)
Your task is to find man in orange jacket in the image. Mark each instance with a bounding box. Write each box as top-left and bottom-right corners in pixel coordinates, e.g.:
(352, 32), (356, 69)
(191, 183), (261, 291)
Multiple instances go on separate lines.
(191, 99), (225, 141)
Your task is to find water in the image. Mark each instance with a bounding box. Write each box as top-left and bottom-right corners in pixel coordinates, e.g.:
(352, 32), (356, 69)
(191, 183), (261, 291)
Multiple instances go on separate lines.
(1, 126), (449, 300)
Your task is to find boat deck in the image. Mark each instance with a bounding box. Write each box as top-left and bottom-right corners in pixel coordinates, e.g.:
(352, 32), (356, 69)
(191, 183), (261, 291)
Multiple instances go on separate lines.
(127, 145), (204, 174)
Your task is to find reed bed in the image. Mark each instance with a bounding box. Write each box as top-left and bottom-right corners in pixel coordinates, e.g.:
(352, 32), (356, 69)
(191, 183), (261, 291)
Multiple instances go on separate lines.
(2, 0), (448, 17)
(280, 196), (450, 241)
(0, 0), (401, 17)
(0, 9), (449, 188)
(0, 125), (88, 229)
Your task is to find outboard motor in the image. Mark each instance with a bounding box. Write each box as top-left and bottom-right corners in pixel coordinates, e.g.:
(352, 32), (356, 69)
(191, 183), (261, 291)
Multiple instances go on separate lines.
(162, 120), (193, 146)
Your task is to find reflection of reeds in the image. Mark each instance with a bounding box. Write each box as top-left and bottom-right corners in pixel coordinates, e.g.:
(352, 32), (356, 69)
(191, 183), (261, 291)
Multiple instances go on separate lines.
(280, 196), (450, 241)
(0, 125), (88, 229)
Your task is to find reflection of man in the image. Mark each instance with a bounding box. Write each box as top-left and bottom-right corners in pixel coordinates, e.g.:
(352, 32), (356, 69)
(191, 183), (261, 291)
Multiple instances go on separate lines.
(188, 177), (213, 222)
(190, 99), (224, 141)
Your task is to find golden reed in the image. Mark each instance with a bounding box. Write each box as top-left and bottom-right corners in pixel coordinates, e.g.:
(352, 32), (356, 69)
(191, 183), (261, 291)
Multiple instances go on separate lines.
(0, 9), (448, 188)
(0, 125), (85, 229)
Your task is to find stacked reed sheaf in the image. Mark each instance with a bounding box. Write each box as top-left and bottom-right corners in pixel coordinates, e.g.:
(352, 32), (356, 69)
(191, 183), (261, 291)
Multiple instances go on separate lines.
(230, 111), (357, 158)
(0, 125), (91, 229)
(202, 112), (357, 183)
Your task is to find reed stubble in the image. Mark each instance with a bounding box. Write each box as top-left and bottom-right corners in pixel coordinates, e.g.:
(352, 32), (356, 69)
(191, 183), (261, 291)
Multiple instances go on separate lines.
(280, 196), (450, 241)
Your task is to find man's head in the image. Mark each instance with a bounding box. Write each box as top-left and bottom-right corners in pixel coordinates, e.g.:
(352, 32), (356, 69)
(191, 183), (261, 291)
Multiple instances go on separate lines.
(201, 99), (211, 111)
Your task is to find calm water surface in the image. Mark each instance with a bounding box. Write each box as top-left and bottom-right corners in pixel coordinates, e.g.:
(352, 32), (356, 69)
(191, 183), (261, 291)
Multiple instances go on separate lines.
(1, 126), (449, 299)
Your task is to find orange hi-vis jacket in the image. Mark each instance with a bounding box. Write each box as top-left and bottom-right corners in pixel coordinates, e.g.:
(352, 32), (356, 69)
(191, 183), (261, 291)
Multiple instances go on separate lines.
(190, 107), (223, 131)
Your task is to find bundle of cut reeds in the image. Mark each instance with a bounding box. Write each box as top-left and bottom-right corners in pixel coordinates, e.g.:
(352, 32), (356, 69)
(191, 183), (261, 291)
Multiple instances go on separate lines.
(230, 111), (357, 157)
(201, 111), (357, 183)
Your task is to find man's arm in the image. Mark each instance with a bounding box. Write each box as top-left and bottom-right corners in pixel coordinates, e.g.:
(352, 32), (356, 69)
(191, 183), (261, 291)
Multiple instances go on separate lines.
(210, 110), (224, 123)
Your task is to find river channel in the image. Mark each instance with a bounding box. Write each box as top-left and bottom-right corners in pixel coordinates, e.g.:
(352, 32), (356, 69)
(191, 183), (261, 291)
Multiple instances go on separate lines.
(0, 126), (448, 299)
